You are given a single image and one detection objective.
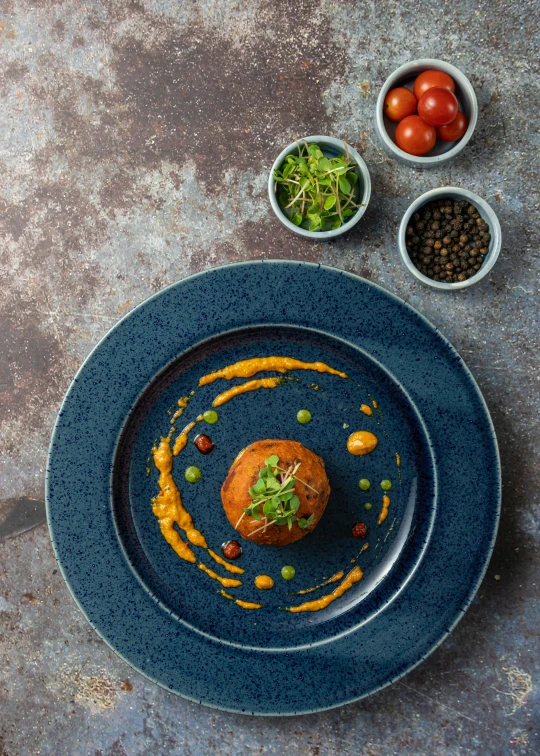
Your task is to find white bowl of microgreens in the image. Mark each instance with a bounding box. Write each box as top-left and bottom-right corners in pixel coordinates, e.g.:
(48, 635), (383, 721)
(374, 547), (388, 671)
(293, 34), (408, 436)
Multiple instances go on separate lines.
(268, 136), (371, 240)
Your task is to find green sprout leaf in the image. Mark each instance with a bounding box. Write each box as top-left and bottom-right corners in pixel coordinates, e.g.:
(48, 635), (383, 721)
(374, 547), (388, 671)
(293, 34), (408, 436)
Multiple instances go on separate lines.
(297, 513), (315, 529)
(318, 157), (332, 172)
(324, 195), (336, 211)
(339, 176), (351, 195)
(278, 192), (289, 207)
(253, 478), (266, 494)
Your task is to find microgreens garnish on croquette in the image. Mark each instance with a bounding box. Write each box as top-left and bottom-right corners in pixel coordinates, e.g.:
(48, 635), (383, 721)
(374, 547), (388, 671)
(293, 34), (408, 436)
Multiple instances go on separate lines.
(236, 455), (317, 535)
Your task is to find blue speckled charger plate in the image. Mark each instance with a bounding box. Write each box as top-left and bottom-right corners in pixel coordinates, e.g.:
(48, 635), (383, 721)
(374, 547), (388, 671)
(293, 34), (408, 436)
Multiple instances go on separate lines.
(46, 262), (500, 715)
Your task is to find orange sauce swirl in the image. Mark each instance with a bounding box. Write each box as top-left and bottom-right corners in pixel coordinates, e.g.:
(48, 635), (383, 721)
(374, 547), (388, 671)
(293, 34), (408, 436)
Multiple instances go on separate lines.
(213, 377), (283, 407)
(285, 567), (363, 613)
(199, 357), (347, 386)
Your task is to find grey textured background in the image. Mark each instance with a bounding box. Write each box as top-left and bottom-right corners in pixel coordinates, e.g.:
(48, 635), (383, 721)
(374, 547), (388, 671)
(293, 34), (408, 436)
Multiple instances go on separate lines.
(0, 1), (538, 754)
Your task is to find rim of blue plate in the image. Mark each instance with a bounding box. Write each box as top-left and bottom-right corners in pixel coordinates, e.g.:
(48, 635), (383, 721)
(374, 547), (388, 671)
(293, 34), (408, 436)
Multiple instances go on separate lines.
(46, 261), (501, 715)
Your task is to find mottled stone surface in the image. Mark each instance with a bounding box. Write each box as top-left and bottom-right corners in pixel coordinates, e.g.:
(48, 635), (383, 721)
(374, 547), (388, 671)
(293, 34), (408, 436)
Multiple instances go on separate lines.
(0, 0), (538, 754)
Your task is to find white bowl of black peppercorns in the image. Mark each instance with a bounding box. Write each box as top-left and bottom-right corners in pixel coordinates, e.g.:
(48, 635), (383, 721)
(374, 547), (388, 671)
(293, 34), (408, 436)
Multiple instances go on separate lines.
(398, 187), (502, 290)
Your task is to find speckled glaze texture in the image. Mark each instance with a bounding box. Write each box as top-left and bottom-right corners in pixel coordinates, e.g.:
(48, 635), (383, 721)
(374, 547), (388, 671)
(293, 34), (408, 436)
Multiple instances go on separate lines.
(47, 262), (499, 714)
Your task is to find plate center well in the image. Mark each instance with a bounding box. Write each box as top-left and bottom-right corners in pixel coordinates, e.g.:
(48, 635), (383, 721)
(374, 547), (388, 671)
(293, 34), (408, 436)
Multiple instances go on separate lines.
(112, 325), (436, 650)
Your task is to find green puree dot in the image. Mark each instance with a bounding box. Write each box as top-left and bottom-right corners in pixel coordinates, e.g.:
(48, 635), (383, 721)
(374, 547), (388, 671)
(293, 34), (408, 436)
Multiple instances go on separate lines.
(364, 502), (373, 511)
(185, 466), (201, 483)
(380, 479), (392, 490)
(203, 410), (219, 424)
(281, 565), (296, 580)
(359, 478), (370, 491)
(297, 409), (312, 424)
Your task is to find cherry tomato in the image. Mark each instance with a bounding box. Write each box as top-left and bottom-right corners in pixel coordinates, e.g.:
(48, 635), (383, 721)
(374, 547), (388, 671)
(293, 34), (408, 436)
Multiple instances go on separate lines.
(394, 115), (436, 156)
(383, 87), (417, 122)
(418, 87), (458, 127)
(413, 69), (456, 100)
(437, 111), (468, 142)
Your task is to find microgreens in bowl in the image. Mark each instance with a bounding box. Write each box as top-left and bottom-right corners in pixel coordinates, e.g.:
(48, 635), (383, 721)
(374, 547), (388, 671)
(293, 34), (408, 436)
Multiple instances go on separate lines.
(238, 455), (316, 537)
(273, 141), (363, 232)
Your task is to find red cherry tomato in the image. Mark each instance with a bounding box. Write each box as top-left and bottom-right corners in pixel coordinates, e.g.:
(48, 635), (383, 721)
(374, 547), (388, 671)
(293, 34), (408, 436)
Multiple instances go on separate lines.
(394, 115), (436, 156)
(383, 87), (417, 122)
(413, 69), (456, 100)
(437, 111), (468, 142)
(418, 87), (458, 127)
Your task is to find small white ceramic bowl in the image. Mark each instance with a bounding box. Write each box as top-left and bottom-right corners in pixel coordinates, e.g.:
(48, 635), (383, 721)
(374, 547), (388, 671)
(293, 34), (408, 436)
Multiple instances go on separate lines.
(268, 136), (371, 240)
(398, 187), (502, 290)
(375, 59), (478, 167)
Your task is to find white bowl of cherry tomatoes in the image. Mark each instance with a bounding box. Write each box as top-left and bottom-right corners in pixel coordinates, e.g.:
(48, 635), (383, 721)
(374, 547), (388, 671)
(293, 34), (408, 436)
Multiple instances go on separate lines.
(375, 59), (477, 166)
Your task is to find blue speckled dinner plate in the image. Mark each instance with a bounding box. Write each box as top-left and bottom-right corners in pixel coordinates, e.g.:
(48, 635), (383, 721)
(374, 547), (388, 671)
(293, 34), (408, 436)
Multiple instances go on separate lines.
(46, 262), (500, 715)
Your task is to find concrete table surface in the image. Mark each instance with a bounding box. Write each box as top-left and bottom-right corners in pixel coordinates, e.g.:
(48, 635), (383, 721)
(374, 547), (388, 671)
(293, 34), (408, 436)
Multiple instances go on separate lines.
(0, 1), (538, 754)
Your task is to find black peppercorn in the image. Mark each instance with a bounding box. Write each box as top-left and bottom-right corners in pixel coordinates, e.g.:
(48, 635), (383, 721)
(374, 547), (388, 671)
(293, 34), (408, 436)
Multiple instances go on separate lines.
(406, 199), (489, 284)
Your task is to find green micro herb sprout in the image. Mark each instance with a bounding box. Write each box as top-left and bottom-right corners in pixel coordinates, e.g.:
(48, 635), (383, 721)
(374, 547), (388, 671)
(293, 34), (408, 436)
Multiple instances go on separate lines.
(273, 141), (363, 232)
(236, 454), (317, 537)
